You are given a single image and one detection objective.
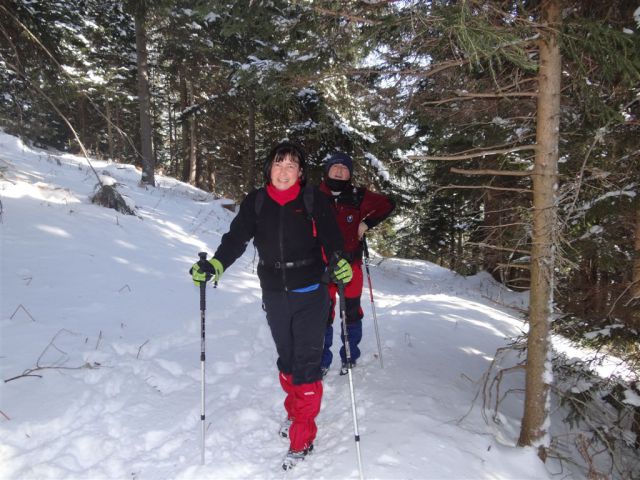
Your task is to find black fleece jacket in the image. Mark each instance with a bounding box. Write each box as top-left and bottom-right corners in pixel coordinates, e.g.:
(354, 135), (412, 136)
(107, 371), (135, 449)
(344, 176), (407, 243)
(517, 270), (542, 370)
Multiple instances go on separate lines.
(213, 186), (344, 291)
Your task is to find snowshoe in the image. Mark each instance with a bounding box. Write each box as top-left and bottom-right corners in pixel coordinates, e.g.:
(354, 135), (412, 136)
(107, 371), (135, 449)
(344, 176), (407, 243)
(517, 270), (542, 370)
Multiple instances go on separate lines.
(339, 361), (355, 376)
(282, 444), (313, 471)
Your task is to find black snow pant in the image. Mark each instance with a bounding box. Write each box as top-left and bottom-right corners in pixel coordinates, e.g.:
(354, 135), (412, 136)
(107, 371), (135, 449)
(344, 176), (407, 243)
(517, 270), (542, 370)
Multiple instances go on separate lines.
(263, 284), (330, 385)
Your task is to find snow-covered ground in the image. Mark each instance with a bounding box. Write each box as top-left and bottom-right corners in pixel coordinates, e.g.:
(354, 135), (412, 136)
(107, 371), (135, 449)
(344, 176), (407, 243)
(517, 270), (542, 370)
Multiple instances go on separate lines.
(1, 132), (572, 479)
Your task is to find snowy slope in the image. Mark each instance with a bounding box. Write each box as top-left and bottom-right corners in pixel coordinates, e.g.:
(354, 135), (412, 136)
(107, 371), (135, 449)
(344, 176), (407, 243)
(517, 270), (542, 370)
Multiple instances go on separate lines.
(0, 132), (563, 479)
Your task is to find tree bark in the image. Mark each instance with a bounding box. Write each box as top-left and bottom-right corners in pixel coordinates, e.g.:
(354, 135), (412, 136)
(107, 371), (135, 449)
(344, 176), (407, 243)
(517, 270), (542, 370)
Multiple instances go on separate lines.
(179, 71), (189, 183)
(517, 0), (561, 456)
(633, 200), (640, 299)
(79, 95), (87, 152)
(187, 80), (197, 186)
(167, 78), (175, 176)
(106, 99), (114, 161)
(248, 98), (257, 188)
(134, 0), (155, 186)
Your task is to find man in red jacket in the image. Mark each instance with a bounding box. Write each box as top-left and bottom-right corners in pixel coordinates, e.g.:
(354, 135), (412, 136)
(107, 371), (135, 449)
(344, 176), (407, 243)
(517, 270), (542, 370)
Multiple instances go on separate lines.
(319, 152), (395, 375)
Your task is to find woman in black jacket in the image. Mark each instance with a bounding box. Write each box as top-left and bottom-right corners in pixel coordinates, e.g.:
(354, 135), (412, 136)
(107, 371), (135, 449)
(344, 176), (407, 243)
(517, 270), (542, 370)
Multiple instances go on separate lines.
(191, 141), (352, 470)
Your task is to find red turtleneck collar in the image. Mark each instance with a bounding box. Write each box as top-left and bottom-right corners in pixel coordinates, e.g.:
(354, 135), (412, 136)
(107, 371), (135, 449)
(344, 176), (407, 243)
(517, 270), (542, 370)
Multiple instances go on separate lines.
(266, 181), (301, 206)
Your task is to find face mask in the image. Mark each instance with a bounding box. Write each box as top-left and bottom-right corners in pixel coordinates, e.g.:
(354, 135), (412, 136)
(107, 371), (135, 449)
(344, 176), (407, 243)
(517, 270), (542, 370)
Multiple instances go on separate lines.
(325, 177), (350, 192)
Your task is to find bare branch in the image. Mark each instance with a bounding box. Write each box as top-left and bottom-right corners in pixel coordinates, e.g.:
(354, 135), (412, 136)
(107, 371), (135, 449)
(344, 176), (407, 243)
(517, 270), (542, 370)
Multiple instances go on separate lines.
(423, 90), (537, 106)
(435, 185), (533, 193)
(408, 144), (537, 162)
(466, 242), (530, 255)
(450, 167), (532, 177)
(496, 262), (531, 270)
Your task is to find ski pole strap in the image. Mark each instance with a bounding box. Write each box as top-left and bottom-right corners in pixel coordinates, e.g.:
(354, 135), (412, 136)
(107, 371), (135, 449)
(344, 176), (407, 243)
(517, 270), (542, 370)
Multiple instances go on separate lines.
(258, 258), (316, 269)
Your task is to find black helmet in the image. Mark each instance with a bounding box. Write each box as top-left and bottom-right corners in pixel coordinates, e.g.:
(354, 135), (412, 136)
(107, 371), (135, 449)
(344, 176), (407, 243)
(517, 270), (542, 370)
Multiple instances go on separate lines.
(263, 141), (307, 185)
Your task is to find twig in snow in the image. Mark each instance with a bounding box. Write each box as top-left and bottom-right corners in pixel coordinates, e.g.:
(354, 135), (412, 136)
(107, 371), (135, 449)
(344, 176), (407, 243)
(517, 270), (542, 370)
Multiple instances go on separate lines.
(137, 340), (149, 359)
(3, 329), (100, 383)
(9, 304), (35, 322)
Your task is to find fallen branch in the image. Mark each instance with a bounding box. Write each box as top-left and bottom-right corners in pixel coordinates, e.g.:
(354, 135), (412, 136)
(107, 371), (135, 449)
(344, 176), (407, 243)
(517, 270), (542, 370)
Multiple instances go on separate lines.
(4, 329), (100, 383)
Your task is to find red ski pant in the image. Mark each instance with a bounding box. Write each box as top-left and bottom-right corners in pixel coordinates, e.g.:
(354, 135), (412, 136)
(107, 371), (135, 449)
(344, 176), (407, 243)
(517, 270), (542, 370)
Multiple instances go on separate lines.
(279, 372), (322, 451)
(263, 285), (329, 451)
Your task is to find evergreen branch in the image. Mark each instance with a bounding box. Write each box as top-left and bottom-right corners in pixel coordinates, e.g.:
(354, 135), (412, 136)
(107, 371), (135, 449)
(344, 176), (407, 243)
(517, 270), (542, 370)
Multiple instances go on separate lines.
(0, 4), (140, 162)
(5, 62), (103, 187)
(312, 6), (381, 25)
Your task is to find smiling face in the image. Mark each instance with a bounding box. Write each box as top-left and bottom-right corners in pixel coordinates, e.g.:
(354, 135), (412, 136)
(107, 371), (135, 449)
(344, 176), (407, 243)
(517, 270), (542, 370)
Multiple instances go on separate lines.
(327, 163), (351, 181)
(270, 154), (301, 190)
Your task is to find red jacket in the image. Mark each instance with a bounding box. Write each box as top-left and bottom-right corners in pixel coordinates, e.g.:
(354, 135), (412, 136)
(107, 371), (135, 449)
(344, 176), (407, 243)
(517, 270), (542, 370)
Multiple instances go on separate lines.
(319, 181), (395, 259)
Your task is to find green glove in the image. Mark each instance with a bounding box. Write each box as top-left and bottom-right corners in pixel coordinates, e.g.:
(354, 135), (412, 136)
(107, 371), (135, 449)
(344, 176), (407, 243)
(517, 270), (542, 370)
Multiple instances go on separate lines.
(331, 258), (353, 285)
(190, 258), (224, 285)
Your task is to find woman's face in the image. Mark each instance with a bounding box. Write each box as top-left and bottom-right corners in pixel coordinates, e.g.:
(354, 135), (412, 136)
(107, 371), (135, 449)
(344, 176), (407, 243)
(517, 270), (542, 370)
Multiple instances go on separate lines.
(270, 154), (301, 190)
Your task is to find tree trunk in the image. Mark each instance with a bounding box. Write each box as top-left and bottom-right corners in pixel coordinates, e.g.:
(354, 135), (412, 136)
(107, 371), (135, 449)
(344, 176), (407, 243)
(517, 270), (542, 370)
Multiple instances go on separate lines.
(248, 98), (257, 188)
(134, 0), (155, 186)
(187, 80), (197, 186)
(517, 0), (561, 457)
(106, 99), (114, 161)
(79, 95), (87, 152)
(633, 200), (640, 299)
(168, 79), (176, 177)
(482, 190), (503, 280)
(179, 71), (190, 182)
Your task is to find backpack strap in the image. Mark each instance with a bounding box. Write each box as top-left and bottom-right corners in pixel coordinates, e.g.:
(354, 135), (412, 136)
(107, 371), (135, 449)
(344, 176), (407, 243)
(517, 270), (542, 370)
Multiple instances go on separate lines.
(302, 185), (317, 238)
(302, 184), (314, 219)
(254, 187), (266, 216)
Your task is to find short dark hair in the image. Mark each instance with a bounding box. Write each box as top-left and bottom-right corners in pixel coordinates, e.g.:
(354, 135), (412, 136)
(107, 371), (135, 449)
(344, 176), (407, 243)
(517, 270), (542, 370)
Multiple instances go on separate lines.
(263, 141), (307, 185)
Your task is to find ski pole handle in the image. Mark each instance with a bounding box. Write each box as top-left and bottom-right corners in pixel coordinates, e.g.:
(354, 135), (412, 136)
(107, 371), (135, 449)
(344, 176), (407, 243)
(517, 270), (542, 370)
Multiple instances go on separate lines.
(196, 251), (217, 287)
(362, 236), (370, 259)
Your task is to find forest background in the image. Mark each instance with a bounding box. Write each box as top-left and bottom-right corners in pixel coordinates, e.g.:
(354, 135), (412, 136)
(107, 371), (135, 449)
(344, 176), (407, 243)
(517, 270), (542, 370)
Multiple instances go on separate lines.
(1, 0), (639, 474)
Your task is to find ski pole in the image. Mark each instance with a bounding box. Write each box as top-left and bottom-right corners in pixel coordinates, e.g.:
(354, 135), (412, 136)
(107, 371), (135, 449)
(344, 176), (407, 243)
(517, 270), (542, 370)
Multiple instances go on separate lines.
(196, 252), (216, 465)
(339, 284), (364, 480)
(362, 237), (383, 368)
